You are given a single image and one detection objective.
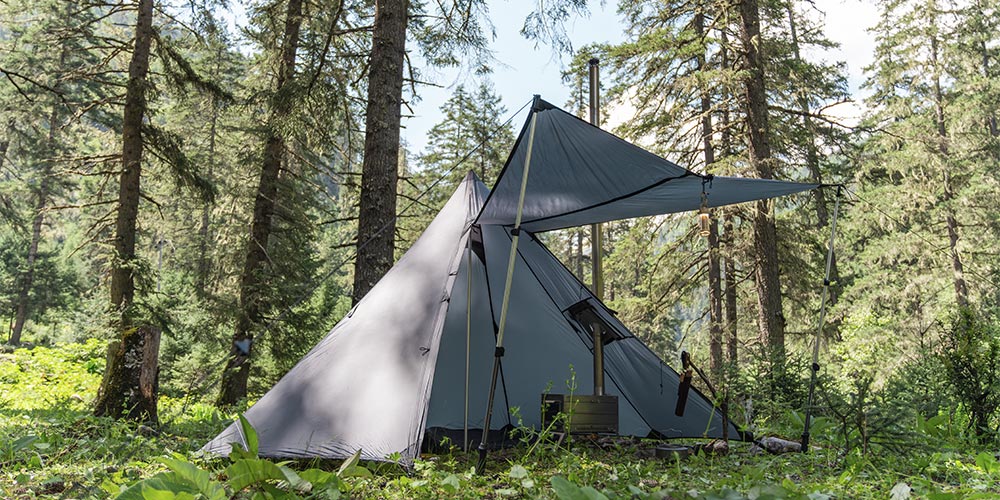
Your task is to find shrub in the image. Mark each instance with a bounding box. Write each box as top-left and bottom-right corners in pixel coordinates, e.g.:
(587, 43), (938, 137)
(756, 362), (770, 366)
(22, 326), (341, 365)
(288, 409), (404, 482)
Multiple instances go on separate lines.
(940, 307), (1000, 443)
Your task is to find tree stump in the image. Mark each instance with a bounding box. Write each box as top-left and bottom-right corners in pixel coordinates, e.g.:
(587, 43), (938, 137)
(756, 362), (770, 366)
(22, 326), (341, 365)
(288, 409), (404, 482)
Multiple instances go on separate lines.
(94, 325), (160, 423)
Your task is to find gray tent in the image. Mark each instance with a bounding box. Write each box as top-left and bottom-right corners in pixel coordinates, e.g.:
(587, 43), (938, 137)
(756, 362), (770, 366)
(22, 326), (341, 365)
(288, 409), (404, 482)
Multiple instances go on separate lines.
(203, 98), (817, 464)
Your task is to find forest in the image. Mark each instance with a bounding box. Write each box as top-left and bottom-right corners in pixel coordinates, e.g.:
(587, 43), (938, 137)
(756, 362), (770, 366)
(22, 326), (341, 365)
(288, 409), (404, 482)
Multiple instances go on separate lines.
(1, 0), (999, 498)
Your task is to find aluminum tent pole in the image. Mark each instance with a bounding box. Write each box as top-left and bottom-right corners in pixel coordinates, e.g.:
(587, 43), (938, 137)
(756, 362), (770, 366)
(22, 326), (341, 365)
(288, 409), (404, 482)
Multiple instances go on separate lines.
(477, 100), (539, 472)
(801, 186), (842, 452)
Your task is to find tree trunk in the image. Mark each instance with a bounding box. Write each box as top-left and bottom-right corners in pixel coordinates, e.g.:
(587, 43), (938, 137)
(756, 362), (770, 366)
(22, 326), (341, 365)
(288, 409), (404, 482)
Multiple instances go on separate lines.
(217, 0), (303, 407)
(0, 120), (10, 172)
(352, 0), (408, 304)
(94, 0), (155, 421)
(930, 34), (969, 309)
(94, 326), (160, 422)
(109, 0), (153, 314)
(723, 213), (738, 364)
(10, 103), (59, 345)
(738, 0), (785, 362)
(985, 45), (998, 138)
(695, 8), (724, 382)
(719, 32), (738, 368)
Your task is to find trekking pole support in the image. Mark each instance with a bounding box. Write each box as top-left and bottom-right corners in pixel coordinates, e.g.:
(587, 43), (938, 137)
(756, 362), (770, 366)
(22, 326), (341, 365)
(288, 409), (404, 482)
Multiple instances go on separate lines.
(477, 99), (539, 472)
(802, 186), (842, 452)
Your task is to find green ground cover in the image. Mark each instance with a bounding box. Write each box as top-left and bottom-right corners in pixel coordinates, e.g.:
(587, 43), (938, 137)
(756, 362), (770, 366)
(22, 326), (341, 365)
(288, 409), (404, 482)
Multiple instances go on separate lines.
(1, 341), (997, 499)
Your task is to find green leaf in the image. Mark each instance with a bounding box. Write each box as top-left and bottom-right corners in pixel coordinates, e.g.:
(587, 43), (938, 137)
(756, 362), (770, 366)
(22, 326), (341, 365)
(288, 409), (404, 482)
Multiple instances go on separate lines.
(100, 478), (122, 496)
(300, 468), (336, 487)
(781, 478), (797, 492)
(114, 472), (199, 500)
(277, 464), (310, 492)
(139, 487), (179, 500)
(259, 482), (298, 499)
(335, 449), (371, 478)
(225, 458), (288, 491)
(509, 464), (528, 479)
(342, 464), (373, 478)
(159, 457), (226, 500)
(237, 414), (258, 458)
(975, 452), (999, 475)
(925, 493), (961, 500)
(11, 435), (37, 453)
(440, 474), (460, 493)
(337, 448), (362, 476)
(551, 476), (589, 500)
(301, 468), (343, 498)
(580, 486), (610, 500)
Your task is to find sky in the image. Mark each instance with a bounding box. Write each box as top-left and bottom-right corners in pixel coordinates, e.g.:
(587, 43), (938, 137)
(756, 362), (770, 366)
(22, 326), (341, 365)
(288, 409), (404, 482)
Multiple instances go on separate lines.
(400, 0), (881, 155)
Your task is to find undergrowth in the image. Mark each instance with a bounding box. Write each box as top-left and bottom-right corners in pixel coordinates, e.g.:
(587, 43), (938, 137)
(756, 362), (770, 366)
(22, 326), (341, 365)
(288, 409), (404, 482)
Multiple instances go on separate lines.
(1, 341), (998, 499)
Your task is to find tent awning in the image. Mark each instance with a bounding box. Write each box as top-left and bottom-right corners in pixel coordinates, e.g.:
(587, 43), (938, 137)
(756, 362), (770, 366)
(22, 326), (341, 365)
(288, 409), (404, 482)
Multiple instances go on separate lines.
(475, 98), (819, 232)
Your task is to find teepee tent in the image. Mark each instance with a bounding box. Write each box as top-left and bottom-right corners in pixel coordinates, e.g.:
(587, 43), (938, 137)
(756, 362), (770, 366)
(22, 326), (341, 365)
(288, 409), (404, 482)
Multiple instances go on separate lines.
(203, 97), (818, 465)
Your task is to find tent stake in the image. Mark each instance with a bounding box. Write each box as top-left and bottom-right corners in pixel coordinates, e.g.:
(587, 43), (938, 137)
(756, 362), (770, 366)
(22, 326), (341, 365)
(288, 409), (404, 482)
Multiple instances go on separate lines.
(477, 101), (539, 472)
(801, 186), (841, 452)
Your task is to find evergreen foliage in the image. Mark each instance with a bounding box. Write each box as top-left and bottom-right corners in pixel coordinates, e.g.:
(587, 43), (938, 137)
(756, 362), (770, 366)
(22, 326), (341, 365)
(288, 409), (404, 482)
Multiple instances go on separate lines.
(0, 0), (998, 492)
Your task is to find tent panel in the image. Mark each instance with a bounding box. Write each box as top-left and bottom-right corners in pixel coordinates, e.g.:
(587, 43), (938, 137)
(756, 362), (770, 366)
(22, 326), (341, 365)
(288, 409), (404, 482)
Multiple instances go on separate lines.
(425, 250), (509, 430)
(516, 176), (818, 232)
(514, 229), (738, 438)
(478, 103), (688, 226)
(603, 339), (733, 437)
(476, 99), (817, 230)
(478, 224), (650, 434)
(202, 175), (487, 464)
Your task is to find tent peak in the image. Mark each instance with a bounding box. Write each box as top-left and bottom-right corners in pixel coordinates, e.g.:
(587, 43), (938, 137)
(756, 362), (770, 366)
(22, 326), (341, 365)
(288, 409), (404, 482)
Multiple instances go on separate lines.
(461, 170), (481, 183)
(531, 95), (555, 113)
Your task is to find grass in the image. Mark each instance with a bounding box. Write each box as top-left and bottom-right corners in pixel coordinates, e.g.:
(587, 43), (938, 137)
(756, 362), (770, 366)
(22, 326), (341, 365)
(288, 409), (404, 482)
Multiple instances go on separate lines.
(1, 340), (997, 499)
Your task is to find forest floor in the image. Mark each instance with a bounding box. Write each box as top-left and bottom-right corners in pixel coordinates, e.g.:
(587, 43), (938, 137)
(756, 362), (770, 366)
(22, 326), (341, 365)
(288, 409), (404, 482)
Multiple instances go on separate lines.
(1, 340), (998, 499)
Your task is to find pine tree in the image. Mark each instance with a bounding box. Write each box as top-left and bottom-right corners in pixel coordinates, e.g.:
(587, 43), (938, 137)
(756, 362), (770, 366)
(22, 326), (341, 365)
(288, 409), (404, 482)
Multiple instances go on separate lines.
(216, 0), (372, 405)
(847, 0), (1000, 340)
(352, 0), (494, 303)
(419, 83), (513, 195)
(217, 0), (305, 407)
(94, 0), (159, 422)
